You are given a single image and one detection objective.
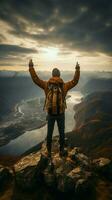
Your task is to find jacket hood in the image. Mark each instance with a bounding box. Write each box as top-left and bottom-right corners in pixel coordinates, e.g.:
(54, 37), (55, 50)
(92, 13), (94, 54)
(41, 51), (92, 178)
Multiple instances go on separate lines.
(48, 77), (64, 84)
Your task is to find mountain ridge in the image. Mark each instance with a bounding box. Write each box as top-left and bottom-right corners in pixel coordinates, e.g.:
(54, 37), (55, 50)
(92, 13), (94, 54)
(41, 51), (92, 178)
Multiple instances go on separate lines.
(66, 91), (112, 158)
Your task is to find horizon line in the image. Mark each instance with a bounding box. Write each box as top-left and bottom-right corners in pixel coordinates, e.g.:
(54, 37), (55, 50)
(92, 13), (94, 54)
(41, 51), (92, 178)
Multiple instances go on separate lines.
(0, 69), (112, 73)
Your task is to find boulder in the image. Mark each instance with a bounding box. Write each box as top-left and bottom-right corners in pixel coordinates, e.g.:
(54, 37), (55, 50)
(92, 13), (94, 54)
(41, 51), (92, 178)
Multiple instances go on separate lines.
(92, 157), (112, 180)
(69, 147), (81, 159)
(75, 177), (94, 196)
(57, 174), (75, 192)
(15, 165), (37, 190)
(0, 165), (13, 191)
(15, 153), (49, 190)
(57, 167), (82, 192)
(69, 147), (90, 170)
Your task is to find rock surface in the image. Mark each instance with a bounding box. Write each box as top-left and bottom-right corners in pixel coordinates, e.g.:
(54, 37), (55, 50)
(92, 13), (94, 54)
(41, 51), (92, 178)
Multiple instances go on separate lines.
(0, 137), (112, 200)
(0, 165), (13, 191)
(92, 157), (112, 181)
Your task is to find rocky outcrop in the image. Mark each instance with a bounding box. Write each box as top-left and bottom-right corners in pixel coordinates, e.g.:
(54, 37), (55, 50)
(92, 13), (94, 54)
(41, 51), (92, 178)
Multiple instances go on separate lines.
(14, 138), (93, 194)
(0, 137), (112, 200)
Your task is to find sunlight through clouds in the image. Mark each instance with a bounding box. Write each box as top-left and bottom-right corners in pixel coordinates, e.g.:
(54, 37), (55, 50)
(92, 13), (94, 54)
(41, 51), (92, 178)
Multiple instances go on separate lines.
(42, 47), (59, 60)
(0, 0), (112, 71)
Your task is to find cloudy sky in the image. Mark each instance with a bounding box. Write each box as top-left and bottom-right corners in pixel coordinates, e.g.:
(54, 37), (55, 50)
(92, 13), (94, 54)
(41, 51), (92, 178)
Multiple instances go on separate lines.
(0, 0), (112, 71)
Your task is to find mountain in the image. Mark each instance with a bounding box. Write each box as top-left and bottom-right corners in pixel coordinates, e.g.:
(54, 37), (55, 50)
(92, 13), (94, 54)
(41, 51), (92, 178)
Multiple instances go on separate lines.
(66, 91), (112, 158)
(81, 78), (112, 95)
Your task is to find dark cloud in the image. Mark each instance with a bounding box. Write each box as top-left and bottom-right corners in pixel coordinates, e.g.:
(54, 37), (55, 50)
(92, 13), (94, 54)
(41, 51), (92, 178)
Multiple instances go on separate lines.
(0, 44), (37, 58)
(0, 0), (112, 55)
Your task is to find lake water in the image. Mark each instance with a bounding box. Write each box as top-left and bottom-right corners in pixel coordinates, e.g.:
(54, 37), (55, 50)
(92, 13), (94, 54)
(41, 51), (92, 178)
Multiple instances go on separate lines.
(0, 91), (83, 155)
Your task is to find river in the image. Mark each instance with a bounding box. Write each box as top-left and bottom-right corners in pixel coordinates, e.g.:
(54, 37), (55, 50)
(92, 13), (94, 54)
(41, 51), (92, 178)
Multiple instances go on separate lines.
(0, 91), (83, 155)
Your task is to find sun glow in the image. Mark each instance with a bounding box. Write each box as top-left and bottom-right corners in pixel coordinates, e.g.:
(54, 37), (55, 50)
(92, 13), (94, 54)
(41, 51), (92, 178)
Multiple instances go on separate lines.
(43, 47), (59, 60)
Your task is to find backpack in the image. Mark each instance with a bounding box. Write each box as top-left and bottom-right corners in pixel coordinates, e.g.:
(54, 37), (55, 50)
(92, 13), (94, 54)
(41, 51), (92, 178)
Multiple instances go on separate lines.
(44, 82), (66, 114)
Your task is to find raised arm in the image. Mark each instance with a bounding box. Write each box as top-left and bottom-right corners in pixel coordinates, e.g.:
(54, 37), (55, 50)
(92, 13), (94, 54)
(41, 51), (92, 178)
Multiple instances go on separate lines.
(29, 59), (47, 90)
(64, 62), (80, 92)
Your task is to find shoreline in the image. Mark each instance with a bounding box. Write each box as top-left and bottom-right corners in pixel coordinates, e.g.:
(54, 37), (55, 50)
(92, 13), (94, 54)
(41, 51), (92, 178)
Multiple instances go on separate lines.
(0, 97), (46, 147)
(0, 119), (47, 148)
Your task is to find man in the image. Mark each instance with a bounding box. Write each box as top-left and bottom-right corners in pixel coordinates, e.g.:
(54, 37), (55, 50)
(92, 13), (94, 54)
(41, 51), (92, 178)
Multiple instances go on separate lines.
(29, 60), (80, 157)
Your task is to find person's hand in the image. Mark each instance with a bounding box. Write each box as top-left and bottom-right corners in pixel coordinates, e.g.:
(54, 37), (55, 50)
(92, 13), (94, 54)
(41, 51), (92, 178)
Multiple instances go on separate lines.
(75, 62), (80, 70)
(29, 59), (34, 68)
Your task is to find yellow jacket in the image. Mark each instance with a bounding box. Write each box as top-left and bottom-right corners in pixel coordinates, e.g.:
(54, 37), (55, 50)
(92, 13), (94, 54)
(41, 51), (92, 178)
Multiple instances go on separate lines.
(29, 67), (80, 113)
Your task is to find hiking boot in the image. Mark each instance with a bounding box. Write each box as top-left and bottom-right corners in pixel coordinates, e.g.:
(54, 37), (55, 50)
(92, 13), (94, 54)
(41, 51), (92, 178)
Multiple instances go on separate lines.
(44, 150), (51, 158)
(59, 148), (68, 157)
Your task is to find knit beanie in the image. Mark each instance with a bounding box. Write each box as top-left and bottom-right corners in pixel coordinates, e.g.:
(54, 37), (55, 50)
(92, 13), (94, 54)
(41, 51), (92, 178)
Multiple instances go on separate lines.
(52, 68), (60, 77)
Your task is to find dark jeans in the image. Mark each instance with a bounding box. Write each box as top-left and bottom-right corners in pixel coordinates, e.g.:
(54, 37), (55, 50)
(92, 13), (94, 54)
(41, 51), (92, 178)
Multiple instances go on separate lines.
(47, 113), (65, 153)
